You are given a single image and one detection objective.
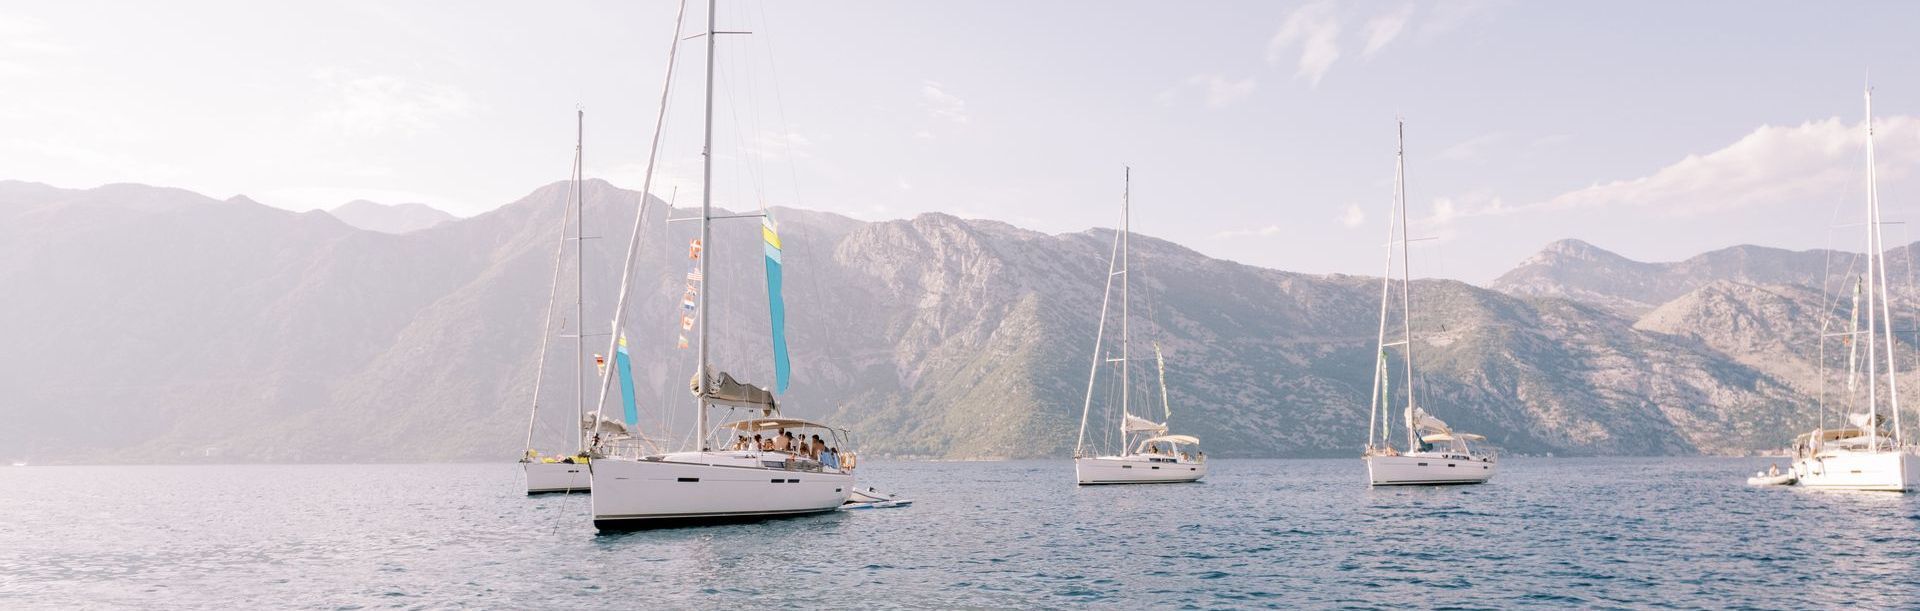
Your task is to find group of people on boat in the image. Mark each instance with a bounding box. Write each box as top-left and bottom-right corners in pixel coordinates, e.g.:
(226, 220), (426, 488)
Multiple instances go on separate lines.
(1138, 443), (1203, 463)
(728, 429), (855, 470)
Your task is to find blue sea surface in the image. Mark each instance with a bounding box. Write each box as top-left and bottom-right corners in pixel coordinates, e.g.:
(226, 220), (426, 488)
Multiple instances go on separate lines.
(2, 458), (1918, 609)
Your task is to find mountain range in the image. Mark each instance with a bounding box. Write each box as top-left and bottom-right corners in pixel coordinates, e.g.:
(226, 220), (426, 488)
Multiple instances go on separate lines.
(2, 179), (1912, 463)
(327, 200), (457, 234)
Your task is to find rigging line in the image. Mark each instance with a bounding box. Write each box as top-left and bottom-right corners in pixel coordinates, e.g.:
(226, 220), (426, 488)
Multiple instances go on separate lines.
(525, 146), (585, 454)
(733, 0), (772, 209)
(754, 0), (809, 212)
(1817, 191), (1850, 433)
(715, 60), (768, 214)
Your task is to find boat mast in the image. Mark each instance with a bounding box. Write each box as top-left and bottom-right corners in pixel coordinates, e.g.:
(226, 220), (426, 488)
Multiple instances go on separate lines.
(524, 120), (583, 457)
(1367, 124), (1399, 454)
(1397, 120), (1418, 454)
(573, 109), (587, 453)
(696, 0), (717, 451)
(1075, 216), (1123, 458)
(1865, 86), (1903, 449)
(588, 0), (687, 456)
(1117, 166), (1132, 457)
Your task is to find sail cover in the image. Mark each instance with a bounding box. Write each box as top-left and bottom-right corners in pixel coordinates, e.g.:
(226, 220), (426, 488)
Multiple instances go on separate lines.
(690, 368), (778, 412)
(1847, 412), (1883, 429)
(1124, 413), (1168, 433)
(581, 413), (632, 438)
(1409, 406), (1450, 434)
(763, 215), (791, 394)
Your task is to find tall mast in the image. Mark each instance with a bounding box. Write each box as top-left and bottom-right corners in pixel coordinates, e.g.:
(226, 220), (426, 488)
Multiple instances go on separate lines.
(1074, 222), (1123, 458)
(1367, 124), (1399, 453)
(695, 0), (717, 451)
(588, 0), (687, 456)
(524, 118), (583, 456)
(573, 109), (587, 453)
(1398, 120), (1418, 453)
(1117, 166), (1132, 456)
(1866, 86), (1903, 448)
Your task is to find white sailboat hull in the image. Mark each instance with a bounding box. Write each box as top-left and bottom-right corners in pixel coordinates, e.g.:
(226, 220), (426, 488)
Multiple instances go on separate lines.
(1792, 450), (1918, 491)
(591, 452), (853, 529)
(1074, 456), (1206, 485)
(524, 461), (592, 494)
(1367, 453), (1496, 486)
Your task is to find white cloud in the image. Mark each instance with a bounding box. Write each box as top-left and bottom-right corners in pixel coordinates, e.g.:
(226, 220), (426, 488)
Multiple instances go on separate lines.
(10, 39), (69, 55)
(1431, 197), (1457, 224)
(0, 13), (67, 79)
(746, 130), (813, 160)
(1158, 74), (1258, 109)
(1544, 116), (1919, 217)
(1266, 2), (1342, 87)
(1416, 0), (1505, 40)
(1265, 2), (1497, 87)
(1439, 132), (1504, 163)
(896, 178), (912, 191)
(1363, 4), (1416, 58)
(921, 81), (968, 125)
(1341, 203), (1368, 228)
(309, 68), (477, 139)
(1214, 225), (1284, 239)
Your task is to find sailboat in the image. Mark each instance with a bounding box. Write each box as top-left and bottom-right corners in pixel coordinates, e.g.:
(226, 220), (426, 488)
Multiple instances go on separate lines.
(1789, 87), (1920, 492)
(1073, 167), (1207, 485)
(1362, 121), (1497, 486)
(587, 0), (858, 529)
(521, 110), (596, 495)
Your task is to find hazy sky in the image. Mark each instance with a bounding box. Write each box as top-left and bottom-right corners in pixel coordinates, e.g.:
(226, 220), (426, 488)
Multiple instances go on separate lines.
(4, 1), (1920, 282)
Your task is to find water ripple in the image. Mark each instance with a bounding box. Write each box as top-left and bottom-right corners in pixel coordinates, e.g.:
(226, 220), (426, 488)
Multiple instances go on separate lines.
(2, 459), (1919, 608)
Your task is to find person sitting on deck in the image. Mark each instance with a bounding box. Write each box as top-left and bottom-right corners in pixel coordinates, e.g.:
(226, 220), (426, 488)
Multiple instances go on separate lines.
(822, 446), (838, 469)
(809, 435), (824, 460)
(772, 430), (791, 452)
(798, 439), (811, 458)
(755, 434), (769, 452)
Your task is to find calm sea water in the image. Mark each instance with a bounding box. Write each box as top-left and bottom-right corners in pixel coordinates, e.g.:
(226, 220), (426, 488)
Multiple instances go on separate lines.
(2, 458), (1917, 609)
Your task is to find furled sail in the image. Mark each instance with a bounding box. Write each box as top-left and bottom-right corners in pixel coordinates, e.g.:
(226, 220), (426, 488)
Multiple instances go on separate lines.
(690, 368), (779, 412)
(581, 413), (632, 439)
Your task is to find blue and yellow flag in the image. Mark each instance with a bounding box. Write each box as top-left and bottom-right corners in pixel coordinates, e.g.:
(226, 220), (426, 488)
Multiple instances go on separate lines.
(615, 331), (639, 425)
(763, 216), (791, 393)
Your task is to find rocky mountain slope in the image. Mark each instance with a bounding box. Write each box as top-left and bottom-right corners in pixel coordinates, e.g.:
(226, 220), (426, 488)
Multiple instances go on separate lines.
(0, 180), (1838, 462)
(1491, 239), (1847, 315)
(1493, 240), (1920, 439)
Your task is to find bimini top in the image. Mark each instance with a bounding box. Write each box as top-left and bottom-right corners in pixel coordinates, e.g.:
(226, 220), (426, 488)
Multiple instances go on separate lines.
(720, 417), (838, 433)
(1141, 434), (1200, 446)
(1420, 432), (1486, 443)
(1794, 427), (1875, 444)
